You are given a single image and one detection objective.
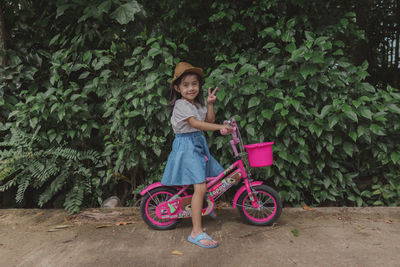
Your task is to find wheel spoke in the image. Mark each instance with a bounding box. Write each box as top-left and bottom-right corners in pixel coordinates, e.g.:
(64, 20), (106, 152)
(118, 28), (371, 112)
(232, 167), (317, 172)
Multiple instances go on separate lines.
(242, 190), (276, 219)
(142, 190), (177, 229)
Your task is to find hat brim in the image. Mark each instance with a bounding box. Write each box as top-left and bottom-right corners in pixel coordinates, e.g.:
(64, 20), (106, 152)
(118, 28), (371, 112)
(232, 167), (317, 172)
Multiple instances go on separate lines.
(171, 67), (204, 86)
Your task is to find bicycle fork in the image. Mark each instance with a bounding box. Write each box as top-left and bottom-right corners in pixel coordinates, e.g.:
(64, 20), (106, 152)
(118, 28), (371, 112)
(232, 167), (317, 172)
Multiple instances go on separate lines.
(244, 179), (261, 209)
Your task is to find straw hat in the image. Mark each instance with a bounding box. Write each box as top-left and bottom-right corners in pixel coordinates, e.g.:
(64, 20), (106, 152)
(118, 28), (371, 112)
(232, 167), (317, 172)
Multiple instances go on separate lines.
(171, 62), (204, 86)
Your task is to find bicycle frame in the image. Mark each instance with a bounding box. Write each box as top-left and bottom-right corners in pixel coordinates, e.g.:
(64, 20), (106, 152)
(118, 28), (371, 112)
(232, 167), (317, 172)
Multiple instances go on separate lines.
(169, 160), (245, 202)
(140, 117), (262, 219)
(205, 117), (260, 208)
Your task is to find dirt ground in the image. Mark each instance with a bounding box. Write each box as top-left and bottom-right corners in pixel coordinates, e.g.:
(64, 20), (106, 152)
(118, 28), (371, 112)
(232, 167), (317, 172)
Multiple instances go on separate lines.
(0, 206), (399, 267)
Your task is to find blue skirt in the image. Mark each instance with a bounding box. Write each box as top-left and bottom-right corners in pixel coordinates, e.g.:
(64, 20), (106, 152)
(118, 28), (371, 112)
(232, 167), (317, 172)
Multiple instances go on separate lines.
(161, 131), (224, 186)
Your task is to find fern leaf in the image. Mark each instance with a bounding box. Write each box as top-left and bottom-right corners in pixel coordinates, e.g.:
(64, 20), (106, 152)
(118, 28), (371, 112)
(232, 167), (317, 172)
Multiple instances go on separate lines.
(80, 150), (100, 164)
(15, 173), (31, 204)
(38, 171), (68, 207)
(0, 177), (18, 191)
(64, 181), (84, 214)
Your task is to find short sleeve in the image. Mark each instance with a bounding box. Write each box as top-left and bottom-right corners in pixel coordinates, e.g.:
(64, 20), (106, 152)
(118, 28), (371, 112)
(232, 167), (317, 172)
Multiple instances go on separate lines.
(172, 99), (197, 123)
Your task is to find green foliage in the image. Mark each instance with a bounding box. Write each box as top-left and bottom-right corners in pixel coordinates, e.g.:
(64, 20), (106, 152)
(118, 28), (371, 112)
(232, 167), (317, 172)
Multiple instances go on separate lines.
(102, 35), (179, 192)
(0, 125), (103, 214)
(203, 3), (400, 207)
(0, 0), (399, 212)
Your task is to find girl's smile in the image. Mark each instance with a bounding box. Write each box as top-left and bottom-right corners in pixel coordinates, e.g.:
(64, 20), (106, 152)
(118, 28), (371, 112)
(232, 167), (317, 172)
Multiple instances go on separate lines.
(174, 74), (200, 104)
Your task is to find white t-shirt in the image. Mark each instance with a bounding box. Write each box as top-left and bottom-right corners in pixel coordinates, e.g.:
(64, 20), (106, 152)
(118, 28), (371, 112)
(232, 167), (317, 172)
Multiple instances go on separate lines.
(171, 99), (207, 133)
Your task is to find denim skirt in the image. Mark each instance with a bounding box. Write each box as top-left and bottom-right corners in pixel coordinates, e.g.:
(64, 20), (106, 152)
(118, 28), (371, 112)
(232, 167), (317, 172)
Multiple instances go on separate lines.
(161, 131), (224, 186)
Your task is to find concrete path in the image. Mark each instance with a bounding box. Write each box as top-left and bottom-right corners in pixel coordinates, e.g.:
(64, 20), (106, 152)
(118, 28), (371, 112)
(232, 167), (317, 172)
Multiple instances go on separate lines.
(0, 207), (399, 266)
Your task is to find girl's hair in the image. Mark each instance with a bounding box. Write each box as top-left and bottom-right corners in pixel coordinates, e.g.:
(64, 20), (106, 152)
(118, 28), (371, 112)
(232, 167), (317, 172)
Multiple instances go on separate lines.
(168, 72), (205, 111)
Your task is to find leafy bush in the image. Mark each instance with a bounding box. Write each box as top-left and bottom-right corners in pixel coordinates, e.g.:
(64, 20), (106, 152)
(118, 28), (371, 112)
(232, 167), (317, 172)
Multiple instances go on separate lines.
(0, 0), (399, 212)
(0, 125), (103, 213)
(102, 36), (182, 201)
(204, 10), (400, 206)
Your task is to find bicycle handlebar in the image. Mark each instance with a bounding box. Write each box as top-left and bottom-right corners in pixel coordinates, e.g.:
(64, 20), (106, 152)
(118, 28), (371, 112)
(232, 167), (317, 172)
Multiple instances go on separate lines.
(219, 117), (240, 144)
(220, 120), (233, 135)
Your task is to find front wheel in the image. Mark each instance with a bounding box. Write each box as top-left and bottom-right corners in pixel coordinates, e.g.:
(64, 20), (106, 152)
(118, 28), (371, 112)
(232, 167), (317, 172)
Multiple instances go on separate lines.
(237, 184), (282, 226)
(140, 187), (181, 230)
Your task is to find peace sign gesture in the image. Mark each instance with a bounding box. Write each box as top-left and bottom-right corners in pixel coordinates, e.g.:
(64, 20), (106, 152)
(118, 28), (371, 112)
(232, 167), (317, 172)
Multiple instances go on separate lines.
(207, 87), (218, 105)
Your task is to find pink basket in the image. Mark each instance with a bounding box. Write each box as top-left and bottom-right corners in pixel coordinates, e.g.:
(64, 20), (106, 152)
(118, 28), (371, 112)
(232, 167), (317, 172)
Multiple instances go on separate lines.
(243, 142), (274, 167)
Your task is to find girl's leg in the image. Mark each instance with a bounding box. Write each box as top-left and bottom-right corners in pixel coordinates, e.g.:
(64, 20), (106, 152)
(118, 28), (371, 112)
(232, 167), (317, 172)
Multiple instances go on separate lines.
(190, 182), (218, 246)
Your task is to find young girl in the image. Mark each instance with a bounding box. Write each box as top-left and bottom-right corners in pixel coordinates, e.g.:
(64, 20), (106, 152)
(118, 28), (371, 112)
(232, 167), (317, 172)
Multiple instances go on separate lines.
(161, 62), (232, 248)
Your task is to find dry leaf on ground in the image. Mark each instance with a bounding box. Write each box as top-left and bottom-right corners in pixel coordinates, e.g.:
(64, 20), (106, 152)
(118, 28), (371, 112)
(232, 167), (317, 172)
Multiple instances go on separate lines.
(171, 250), (183, 255)
(48, 225), (71, 232)
(55, 225), (71, 229)
(302, 205), (313, 211)
(95, 224), (113, 229)
(47, 229), (62, 232)
(115, 222), (133, 226)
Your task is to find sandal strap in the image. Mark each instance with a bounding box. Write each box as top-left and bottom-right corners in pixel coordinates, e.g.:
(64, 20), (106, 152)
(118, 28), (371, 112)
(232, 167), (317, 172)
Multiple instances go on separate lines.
(193, 232), (213, 242)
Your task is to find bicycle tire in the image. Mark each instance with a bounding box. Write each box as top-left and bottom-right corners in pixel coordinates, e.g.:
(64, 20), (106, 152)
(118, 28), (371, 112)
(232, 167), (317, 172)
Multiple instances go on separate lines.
(140, 187), (181, 230)
(237, 184), (282, 226)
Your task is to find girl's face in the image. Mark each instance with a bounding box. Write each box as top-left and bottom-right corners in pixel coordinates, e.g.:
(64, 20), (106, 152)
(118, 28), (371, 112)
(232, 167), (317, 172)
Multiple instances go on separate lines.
(174, 74), (199, 104)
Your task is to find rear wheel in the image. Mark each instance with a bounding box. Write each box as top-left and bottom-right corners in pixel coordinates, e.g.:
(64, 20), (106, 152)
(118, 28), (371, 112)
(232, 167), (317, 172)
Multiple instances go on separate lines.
(140, 187), (181, 230)
(237, 184), (282, 226)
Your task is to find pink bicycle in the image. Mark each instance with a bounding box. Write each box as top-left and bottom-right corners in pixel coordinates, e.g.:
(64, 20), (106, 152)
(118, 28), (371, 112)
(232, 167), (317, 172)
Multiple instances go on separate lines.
(140, 117), (282, 230)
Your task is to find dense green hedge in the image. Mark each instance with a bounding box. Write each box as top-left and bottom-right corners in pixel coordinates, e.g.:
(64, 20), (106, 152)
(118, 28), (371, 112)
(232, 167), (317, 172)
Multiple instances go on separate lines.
(0, 0), (399, 213)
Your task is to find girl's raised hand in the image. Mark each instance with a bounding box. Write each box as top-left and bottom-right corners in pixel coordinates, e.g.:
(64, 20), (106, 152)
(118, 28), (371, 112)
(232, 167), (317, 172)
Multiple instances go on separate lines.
(207, 87), (218, 105)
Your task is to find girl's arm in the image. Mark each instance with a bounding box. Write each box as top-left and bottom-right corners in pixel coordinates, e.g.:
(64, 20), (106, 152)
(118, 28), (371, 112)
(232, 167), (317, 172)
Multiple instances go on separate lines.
(205, 103), (215, 123)
(205, 87), (217, 123)
(187, 117), (231, 132)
